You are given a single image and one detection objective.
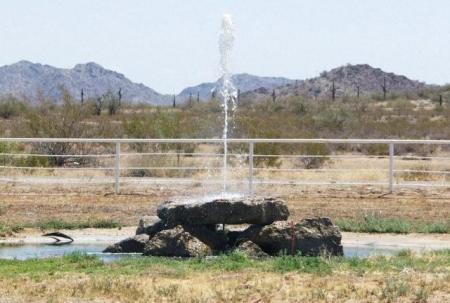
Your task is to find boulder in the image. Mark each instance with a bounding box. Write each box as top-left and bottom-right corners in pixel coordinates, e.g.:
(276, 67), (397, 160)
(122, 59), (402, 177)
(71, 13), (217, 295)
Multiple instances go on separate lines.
(135, 215), (171, 237)
(103, 234), (149, 253)
(143, 226), (212, 257)
(157, 197), (289, 225)
(239, 217), (343, 256)
(235, 241), (269, 258)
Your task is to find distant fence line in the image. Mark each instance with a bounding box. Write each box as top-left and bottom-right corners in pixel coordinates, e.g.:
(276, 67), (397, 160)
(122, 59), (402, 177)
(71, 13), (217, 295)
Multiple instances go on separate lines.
(1, 138), (450, 194)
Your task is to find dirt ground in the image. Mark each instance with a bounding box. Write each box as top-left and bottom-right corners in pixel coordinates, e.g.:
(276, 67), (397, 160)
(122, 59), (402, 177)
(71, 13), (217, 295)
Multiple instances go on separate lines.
(0, 185), (449, 227)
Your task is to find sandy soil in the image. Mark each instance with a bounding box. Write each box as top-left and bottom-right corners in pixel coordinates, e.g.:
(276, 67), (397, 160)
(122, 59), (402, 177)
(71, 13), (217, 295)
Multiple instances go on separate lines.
(0, 186), (449, 227)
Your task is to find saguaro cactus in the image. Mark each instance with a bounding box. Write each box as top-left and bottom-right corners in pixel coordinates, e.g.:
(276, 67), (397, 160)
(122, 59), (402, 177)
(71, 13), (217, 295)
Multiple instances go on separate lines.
(80, 89), (84, 105)
(94, 96), (102, 116)
(439, 94), (443, 107)
(381, 77), (388, 100)
(356, 84), (360, 99)
(173, 95), (176, 108)
(331, 81), (336, 101)
(272, 89), (276, 103)
(197, 92), (200, 103)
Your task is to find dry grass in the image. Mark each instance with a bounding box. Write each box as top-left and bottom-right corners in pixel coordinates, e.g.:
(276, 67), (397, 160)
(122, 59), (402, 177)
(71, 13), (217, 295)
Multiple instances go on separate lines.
(4, 149), (450, 184)
(0, 251), (449, 302)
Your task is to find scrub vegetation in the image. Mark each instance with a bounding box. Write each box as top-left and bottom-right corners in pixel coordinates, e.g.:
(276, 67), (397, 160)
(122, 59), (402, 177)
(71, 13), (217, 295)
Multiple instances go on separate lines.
(1, 87), (450, 168)
(0, 250), (448, 302)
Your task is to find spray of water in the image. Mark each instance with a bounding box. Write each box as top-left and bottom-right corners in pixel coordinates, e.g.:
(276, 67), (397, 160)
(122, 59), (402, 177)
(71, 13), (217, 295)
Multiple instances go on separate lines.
(218, 14), (237, 194)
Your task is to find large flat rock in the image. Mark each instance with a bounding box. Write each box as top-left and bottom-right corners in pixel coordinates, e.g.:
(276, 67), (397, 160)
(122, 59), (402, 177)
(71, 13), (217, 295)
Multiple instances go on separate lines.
(157, 197), (289, 225)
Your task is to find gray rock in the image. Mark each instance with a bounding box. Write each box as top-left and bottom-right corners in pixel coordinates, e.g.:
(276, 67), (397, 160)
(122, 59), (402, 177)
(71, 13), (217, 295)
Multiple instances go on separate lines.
(235, 241), (269, 258)
(135, 215), (171, 237)
(103, 234), (149, 253)
(143, 226), (212, 257)
(239, 217), (343, 256)
(157, 197), (289, 225)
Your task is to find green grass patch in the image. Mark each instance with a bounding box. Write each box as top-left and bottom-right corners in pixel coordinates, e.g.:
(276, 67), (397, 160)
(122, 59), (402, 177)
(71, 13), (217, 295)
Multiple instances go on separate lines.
(0, 250), (448, 279)
(0, 224), (24, 237)
(336, 214), (450, 233)
(36, 218), (121, 231)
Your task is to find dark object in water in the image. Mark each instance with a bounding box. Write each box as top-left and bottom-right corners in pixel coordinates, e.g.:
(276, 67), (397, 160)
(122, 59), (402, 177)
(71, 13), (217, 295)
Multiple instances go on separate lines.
(42, 232), (74, 246)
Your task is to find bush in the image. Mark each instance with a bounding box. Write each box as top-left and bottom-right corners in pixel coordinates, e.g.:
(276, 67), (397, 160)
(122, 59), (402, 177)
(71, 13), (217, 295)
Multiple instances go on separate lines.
(21, 91), (97, 166)
(103, 90), (121, 115)
(0, 96), (25, 119)
(297, 143), (330, 169)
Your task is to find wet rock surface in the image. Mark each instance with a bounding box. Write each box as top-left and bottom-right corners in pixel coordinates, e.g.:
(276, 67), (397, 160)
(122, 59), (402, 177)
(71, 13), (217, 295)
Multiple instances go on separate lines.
(143, 226), (212, 257)
(135, 215), (171, 237)
(239, 217), (343, 256)
(106, 197), (342, 257)
(103, 234), (149, 253)
(157, 197), (289, 225)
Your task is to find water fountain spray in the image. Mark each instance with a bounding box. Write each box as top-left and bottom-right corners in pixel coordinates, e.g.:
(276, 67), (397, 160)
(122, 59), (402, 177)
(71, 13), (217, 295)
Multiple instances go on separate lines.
(218, 14), (237, 194)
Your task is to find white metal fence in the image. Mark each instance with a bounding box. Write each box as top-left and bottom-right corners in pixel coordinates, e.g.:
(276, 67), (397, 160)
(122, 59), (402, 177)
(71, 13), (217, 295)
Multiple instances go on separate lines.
(1, 138), (450, 194)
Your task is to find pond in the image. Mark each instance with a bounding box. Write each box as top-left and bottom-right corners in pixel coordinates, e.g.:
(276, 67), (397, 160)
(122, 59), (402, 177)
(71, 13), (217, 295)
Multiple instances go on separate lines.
(0, 243), (404, 261)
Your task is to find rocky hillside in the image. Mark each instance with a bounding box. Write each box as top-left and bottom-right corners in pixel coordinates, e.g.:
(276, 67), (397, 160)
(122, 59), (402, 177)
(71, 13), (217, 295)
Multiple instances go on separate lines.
(244, 64), (427, 100)
(0, 61), (430, 105)
(177, 73), (295, 102)
(0, 61), (171, 104)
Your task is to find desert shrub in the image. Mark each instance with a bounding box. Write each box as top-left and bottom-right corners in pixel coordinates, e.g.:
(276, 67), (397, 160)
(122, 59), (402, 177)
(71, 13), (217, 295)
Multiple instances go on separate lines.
(312, 107), (349, 132)
(364, 144), (389, 156)
(123, 110), (181, 139)
(254, 143), (282, 168)
(123, 110), (195, 155)
(103, 90), (121, 115)
(13, 155), (50, 167)
(297, 143), (330, 169)
(0, 142), (50, 167)
(395, 144), (437, 157)
(20, 91), (97, 166)
(293, 102), (307, 115)
(0, 96), (26, 119)
(94, 97), (103, 115)
(400, 164), (440, 182)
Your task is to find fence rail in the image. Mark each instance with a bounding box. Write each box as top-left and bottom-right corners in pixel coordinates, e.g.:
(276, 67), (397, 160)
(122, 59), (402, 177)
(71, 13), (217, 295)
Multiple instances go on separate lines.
(1, 138), (449, 194)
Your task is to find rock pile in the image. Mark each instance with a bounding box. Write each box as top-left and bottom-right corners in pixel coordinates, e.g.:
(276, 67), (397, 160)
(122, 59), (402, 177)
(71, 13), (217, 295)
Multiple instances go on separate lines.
(104, 196), (343, 257)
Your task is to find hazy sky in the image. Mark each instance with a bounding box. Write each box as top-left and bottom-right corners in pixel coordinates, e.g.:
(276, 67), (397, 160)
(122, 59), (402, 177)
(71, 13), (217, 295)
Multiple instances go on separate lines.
(0, 0), (449, 93)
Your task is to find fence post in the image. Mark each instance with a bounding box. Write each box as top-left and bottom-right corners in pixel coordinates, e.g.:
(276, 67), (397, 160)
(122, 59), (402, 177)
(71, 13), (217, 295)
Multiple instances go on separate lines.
(389, 143), (394, 193)
(248, 142), (254, 196)
(115, 142), (121, 194)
